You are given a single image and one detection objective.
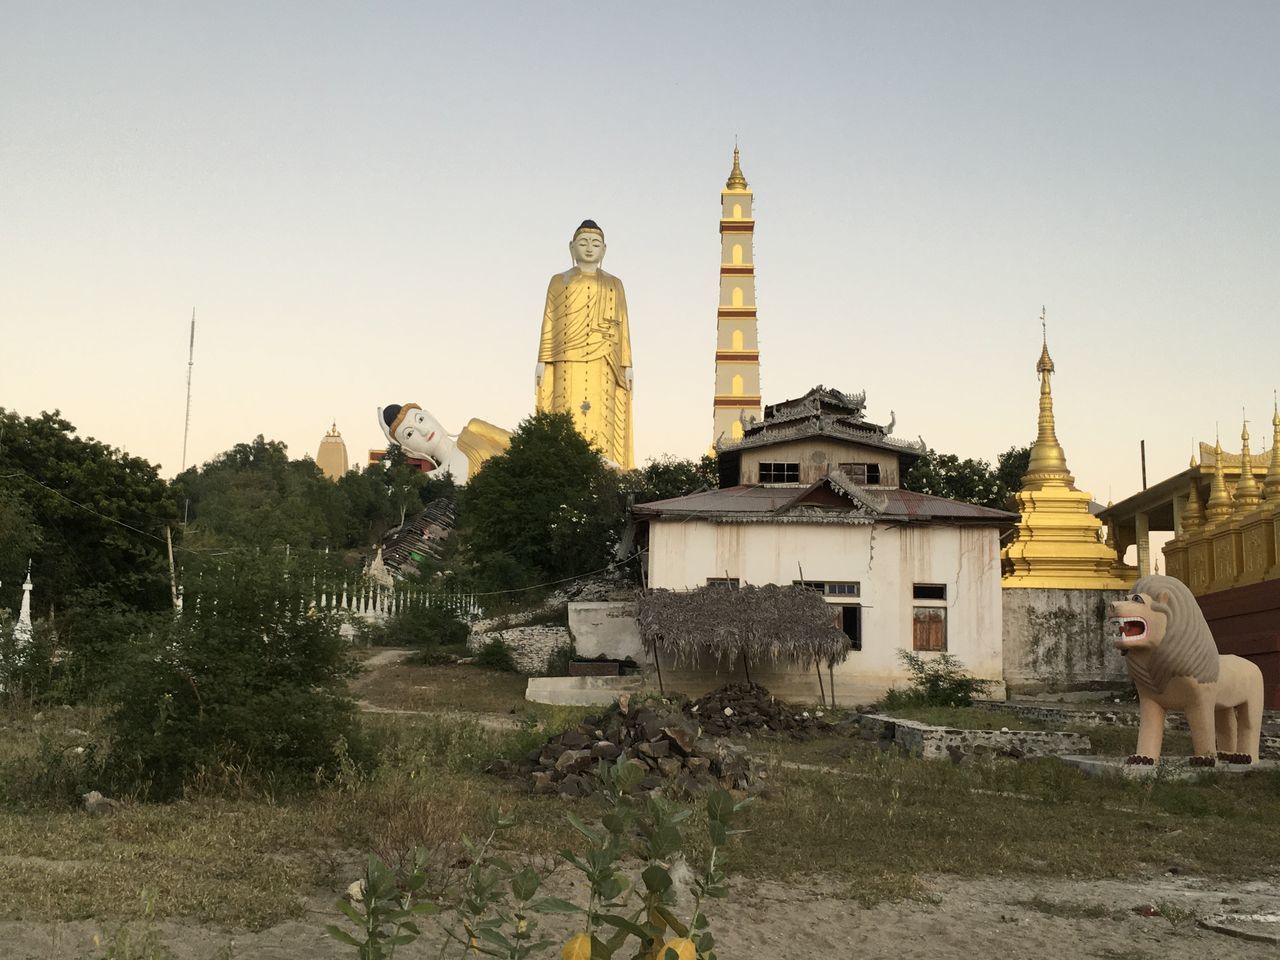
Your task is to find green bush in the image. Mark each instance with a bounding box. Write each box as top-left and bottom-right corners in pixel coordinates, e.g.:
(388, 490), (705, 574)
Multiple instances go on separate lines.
(475, 638), (516, 673)
(104, 552), (371, 800)
(380, 605), (469, 648)
(881, 650), (993, 709)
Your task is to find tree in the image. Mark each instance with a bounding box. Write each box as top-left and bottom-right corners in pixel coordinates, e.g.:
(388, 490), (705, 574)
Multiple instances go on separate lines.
(0, 408), (177, 612)
(903, 443), (1031, 510)
(105, 550), (363, 799)
(459, 412), (624, 587)
(176, 437), (458, 553)
(623, 455), (718, 504)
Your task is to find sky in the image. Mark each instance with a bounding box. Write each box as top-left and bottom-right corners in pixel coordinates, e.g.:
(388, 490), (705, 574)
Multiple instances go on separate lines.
(3, 2), (1278, 506)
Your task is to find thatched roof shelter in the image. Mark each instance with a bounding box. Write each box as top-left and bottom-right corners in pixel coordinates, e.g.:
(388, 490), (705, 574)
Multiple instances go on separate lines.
(637, 583), (850, 668)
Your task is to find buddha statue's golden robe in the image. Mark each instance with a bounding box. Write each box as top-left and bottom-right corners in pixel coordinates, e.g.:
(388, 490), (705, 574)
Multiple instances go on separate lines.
(536, 266), (634, 469)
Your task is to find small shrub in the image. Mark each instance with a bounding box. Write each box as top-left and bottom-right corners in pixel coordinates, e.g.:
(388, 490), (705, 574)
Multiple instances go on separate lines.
(882, 650), (993, 708)
(475, 638), (516, 673)
(381, 606), (470, 648)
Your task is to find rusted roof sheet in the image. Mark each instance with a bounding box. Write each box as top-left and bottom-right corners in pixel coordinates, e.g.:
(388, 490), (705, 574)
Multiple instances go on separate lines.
(633, 483), (1016, 525)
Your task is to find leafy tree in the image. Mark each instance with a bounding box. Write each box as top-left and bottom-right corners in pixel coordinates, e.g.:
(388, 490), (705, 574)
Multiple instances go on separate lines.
(459, 412), (624, 588)
(174, 435), (347, 551)
(903, 443), (1030, 510)
(0, 408), (177, 612)
(623, 455), (718, 504)
(105, 550), (364, 799)
(176, 438), (457, 554)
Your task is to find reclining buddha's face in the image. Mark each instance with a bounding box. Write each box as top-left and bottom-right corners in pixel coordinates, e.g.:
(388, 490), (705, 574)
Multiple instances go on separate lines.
(393, 407), (449, 464)
(1107, 591), (1171, 654)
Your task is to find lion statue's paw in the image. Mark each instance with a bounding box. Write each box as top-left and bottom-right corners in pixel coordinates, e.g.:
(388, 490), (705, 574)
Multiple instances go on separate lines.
(1125, 755), (1156, 766)
(1187, 755), (1217, 767)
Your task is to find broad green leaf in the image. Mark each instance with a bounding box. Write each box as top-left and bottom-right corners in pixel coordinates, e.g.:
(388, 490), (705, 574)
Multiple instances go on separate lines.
(510, 866), (541, 901)
(641, 865), (672, 894)
(324, 925), (362, 947)
(653, 905), (689, 937)
(531, 896), (582, 914)
(600, 913), (648, 939)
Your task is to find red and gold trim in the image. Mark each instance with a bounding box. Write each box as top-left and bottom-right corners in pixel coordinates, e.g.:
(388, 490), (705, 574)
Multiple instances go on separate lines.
(719, 265), (754, 276)
(717, 307), (757, 319)
(719, 221), (755, 233)
(715, 351), (760, 362)
(713, 395), (762, 407)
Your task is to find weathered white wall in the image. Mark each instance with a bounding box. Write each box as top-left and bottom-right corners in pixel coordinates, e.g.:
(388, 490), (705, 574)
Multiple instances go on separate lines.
(568, 601), (646, 662)
(647, 519), (1004, 705)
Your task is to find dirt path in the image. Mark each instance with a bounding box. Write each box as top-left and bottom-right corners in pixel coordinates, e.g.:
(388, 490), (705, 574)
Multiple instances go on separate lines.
(5, 872), (1276, 959)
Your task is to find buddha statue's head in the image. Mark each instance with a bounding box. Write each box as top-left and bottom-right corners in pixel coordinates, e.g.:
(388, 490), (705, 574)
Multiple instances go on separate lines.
(380, 403), (450, 466)
(570, 220), (605, 269)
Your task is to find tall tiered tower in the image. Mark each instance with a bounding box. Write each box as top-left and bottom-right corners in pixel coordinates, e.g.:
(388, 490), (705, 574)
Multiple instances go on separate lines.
(711, 147), (763, 447)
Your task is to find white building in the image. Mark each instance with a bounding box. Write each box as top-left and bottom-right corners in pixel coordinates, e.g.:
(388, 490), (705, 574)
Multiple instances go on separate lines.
(634, 387), (1014, 704)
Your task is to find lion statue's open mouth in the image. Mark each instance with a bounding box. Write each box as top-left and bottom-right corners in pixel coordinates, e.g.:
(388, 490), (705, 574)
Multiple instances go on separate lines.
(1109, 616), (1148, 652)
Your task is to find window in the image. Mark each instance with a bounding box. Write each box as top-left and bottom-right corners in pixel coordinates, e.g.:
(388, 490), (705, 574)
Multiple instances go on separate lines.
(731, 243), (743, 265)
(912, 607), (947, 651)
(731, 374), (744, 396)
(705, 577), (740, 590)
(730, 420), (744, 439)
(732, 286), (744, 307)
(913, 583), (947, 601)
(840, 605), (862, 651)
(793, 580), (862, 598)
(759, 461), (800, 483)
(839, 462), (881, 485)
(731, 329), (744, 350)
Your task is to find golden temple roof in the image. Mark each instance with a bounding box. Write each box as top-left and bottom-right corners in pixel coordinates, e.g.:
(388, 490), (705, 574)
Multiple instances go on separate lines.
(1205, 436), (1234, 522)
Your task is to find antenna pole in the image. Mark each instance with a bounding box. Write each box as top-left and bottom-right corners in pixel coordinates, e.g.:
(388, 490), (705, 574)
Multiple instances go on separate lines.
(181, 309), (196, 472)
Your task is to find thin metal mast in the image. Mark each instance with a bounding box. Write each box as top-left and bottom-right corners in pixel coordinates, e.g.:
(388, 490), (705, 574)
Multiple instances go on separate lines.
(181, 309), (196, 472)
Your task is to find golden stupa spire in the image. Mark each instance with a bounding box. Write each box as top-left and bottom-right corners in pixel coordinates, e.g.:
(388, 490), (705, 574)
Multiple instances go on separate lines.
(1205, 432), (1234, 522)
(725, 145), (749, 191)
(1182, 454), (1205, 532)
(1265, 394), (1280, 501)
(1020, 308), (1074, 490)
(1234, 412), (1261, 511)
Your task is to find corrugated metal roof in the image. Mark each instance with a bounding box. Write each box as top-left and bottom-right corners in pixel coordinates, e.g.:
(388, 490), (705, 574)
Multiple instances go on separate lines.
(633, 483), (1016, 524)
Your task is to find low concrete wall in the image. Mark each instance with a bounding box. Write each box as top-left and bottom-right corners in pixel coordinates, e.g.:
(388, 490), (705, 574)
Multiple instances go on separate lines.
(1002, 587), (1131, 695)
(857, 713), (1091, 761)
(525, 675), (643, 707)
(568, 601), (646, 662)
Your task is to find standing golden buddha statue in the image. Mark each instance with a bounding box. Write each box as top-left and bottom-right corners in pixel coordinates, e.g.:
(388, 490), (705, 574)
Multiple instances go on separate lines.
(535, 220), (634, 469)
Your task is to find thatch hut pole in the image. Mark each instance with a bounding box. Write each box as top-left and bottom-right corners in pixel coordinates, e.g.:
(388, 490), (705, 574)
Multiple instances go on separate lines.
(815, 657), (826, 708)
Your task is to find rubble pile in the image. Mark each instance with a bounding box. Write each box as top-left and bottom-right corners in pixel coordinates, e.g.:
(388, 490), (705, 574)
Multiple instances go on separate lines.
(688, 681), (836, 738)
(499, 695), (757, 798)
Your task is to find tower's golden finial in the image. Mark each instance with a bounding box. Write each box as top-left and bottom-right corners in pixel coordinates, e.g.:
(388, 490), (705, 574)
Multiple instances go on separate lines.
(725, 145), (748, 191)
(1036, 306), (1054, 374)
(1020, 314), (1073, 490)
(1236, 411), (1260, 511)
(1264, 392), (1280, 501)
(1206, 432), (1234, 522)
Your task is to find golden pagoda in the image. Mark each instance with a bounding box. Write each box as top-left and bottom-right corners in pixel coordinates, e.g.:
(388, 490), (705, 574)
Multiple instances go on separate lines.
(316, 422), (349, 481)
(1002, 319), (1134, 589)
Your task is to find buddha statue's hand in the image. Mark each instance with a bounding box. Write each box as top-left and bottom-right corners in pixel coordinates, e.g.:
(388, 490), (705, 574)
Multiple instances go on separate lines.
(624, 367), (634, 391)
(535, 362), (545, 386)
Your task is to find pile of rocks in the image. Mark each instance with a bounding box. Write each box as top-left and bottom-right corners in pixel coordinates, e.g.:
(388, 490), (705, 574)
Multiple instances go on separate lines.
(498, 695), (757, 798)
(688, 681), (837, 738)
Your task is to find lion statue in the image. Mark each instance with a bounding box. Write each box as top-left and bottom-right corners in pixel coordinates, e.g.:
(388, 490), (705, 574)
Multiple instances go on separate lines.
(1108, 574), (1263, 765)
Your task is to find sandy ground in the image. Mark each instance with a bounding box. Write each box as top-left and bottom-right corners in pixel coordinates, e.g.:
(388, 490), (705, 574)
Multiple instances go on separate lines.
(5, 870), (1277, 960)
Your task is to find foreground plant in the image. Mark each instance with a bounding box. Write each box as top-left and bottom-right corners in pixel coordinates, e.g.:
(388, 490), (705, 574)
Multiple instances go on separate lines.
(327, 757), (750, 959)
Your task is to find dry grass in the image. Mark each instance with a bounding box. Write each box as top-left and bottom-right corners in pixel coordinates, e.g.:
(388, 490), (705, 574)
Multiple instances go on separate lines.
(2, 669), (1277, 934)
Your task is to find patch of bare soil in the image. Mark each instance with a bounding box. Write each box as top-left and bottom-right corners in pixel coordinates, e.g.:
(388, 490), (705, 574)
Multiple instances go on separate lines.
(5, 872), (1277, 959)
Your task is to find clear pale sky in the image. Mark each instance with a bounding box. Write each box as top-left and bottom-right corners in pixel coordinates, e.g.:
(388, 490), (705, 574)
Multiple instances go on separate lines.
(3, 3), (1277, 504)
